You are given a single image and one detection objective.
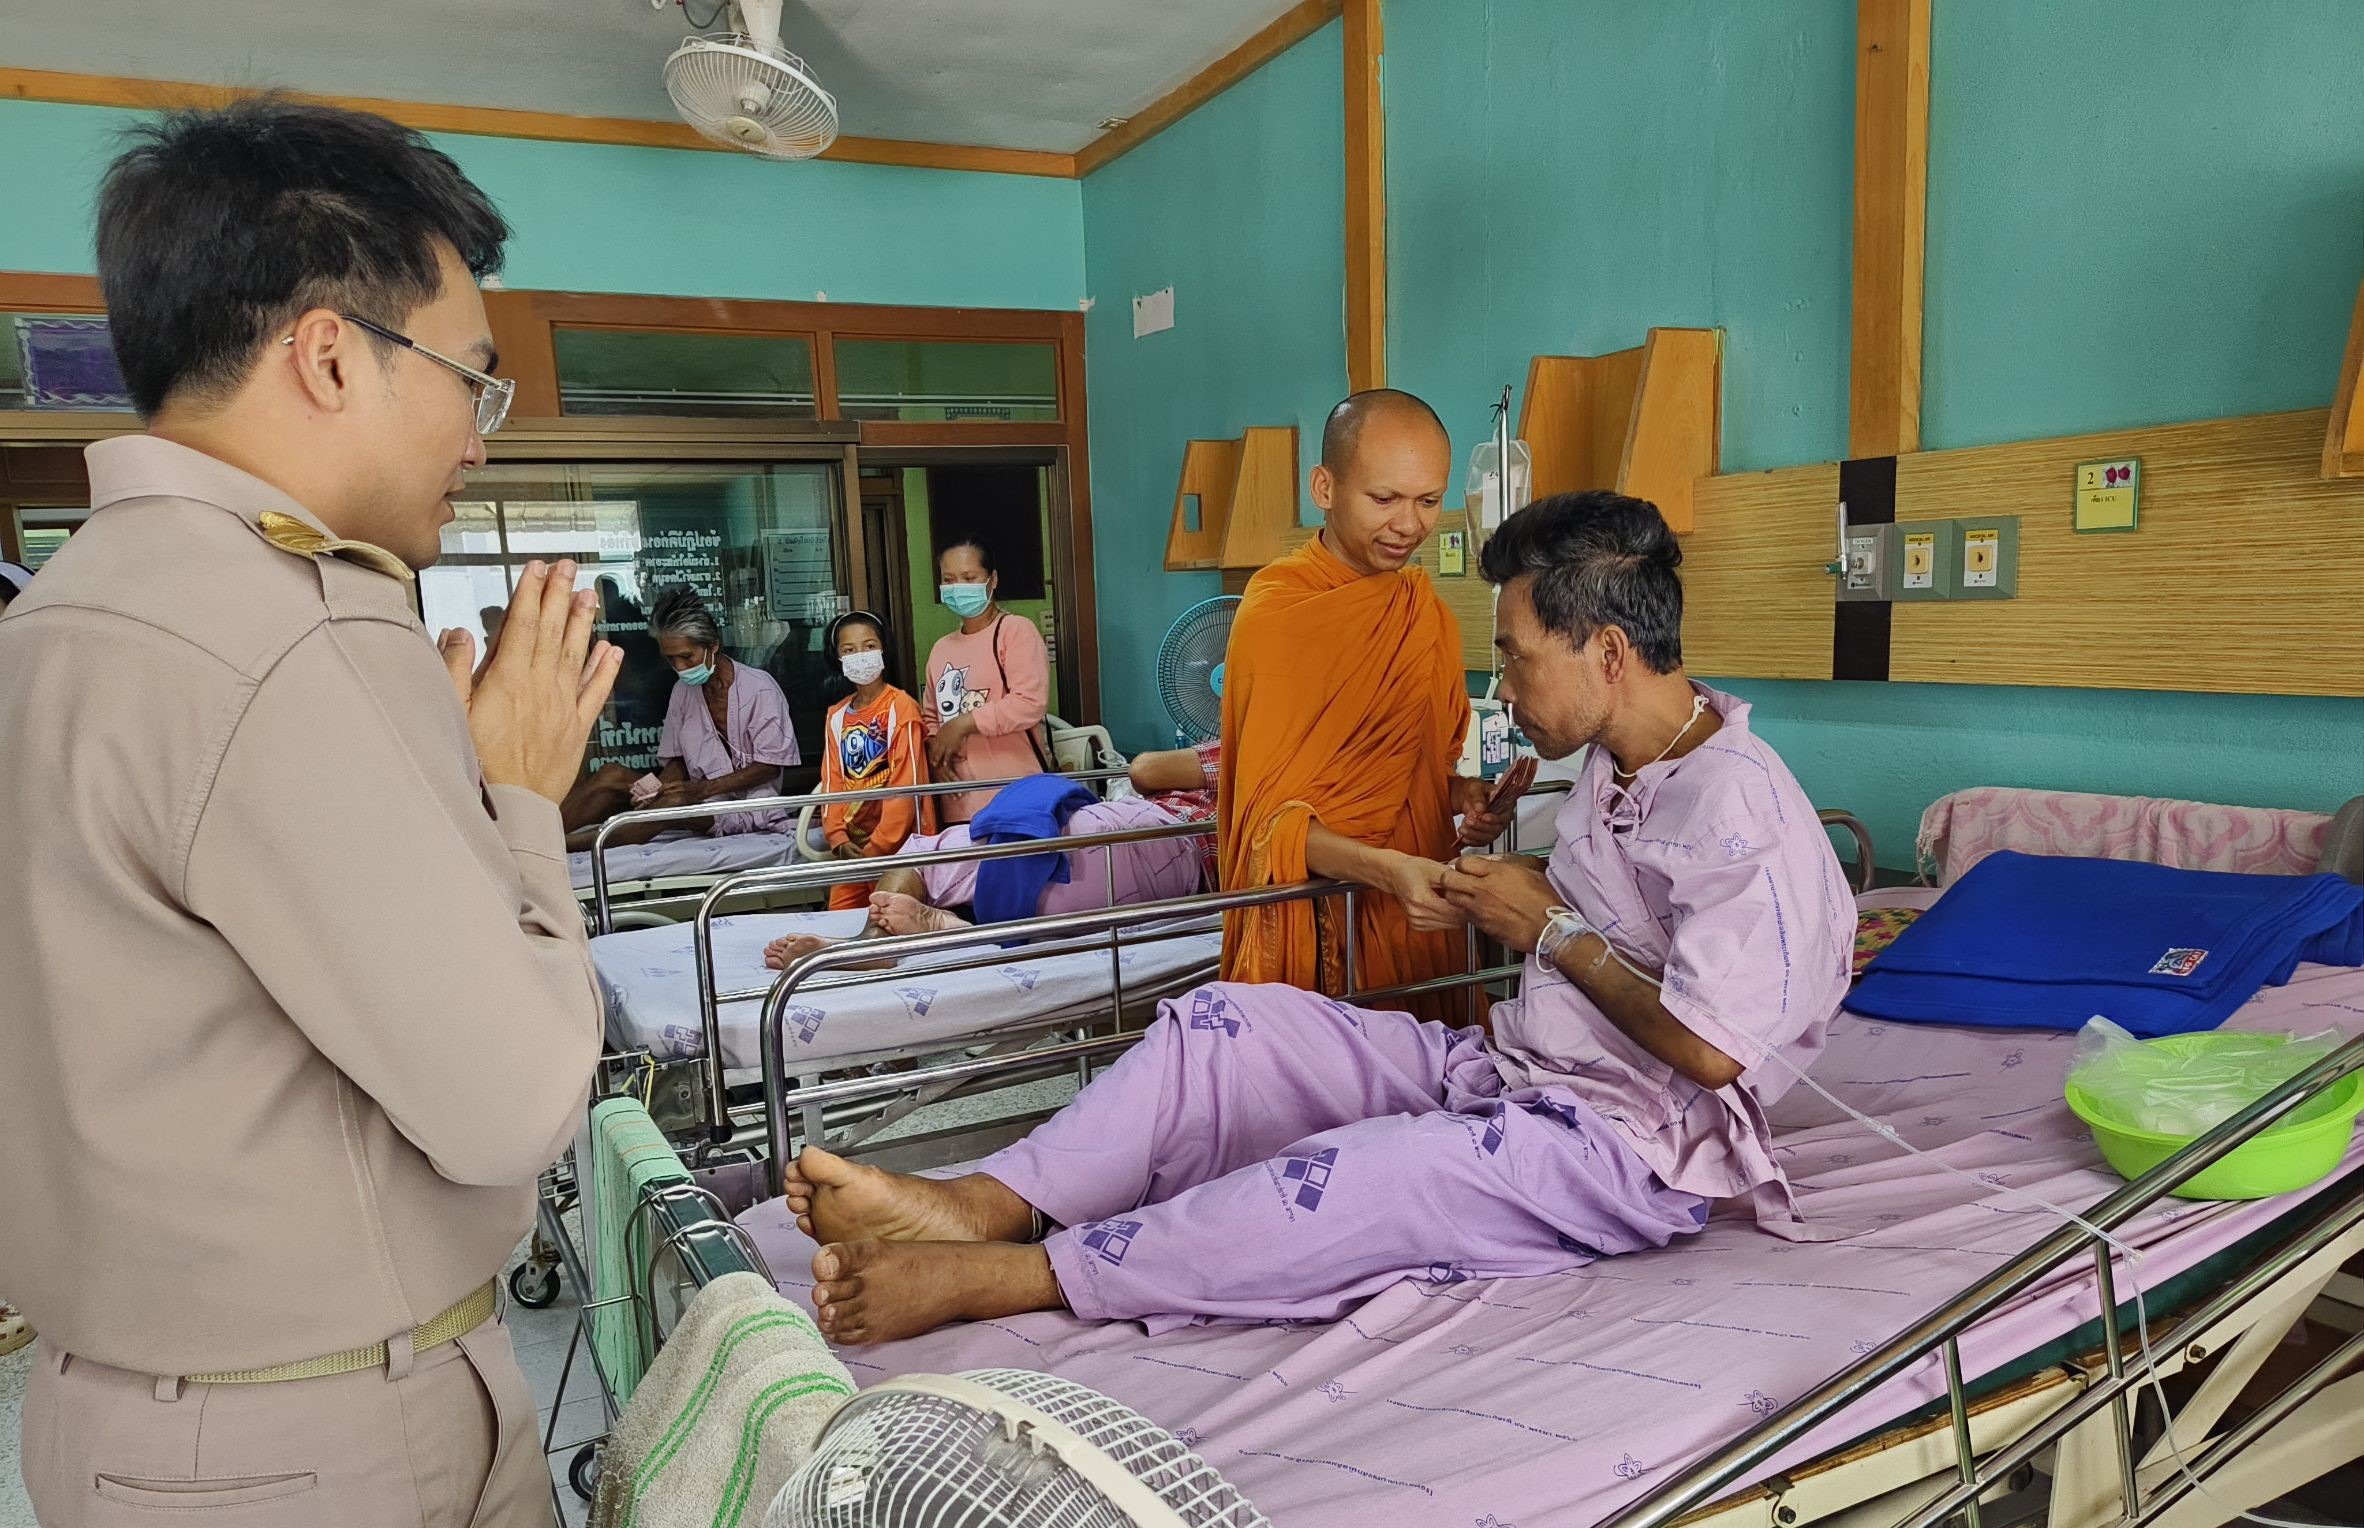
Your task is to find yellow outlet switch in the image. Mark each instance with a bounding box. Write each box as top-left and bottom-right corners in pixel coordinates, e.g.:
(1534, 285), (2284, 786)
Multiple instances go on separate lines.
(1954, 516), (2019, 600)
(1891, 519), (1958, 601)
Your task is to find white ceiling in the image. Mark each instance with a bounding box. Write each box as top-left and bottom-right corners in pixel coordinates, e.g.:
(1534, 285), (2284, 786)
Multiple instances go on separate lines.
(4, 0), (1302, 154)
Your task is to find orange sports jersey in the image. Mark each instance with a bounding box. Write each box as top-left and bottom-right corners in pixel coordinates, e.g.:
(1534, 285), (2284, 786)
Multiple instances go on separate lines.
(1217, 533), (1469, 1009)
(820, 686), (933, 912)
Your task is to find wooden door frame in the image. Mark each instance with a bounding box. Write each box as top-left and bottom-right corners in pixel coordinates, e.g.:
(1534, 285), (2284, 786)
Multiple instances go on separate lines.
(860, 443), (1089, 727)
(853, 461), (920, 694)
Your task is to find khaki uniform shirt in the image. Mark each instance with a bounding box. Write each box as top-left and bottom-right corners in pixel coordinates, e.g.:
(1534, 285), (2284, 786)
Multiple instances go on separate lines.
(0, 436), (602, 1377)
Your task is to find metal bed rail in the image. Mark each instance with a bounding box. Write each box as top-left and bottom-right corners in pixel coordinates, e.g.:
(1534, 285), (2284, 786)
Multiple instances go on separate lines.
(679, 816), (1218, 1138)
(679, 769), (1613, 1145)
(729, 783), (1891, 1171)
(587, 765), (1130, 932)
(758, 876), (1534, 1196)
(1603, 1030), (2364, 1528)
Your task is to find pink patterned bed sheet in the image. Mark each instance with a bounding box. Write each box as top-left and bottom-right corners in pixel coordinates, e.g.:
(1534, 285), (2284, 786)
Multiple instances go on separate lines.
(738, 968), (2364, 1528)
(1916, 788), (2330, 888)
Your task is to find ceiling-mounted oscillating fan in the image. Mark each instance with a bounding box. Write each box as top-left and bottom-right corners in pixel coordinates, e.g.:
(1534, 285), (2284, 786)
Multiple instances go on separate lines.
(663, 0), (840, 160)
(1156, 595), (1238, 747)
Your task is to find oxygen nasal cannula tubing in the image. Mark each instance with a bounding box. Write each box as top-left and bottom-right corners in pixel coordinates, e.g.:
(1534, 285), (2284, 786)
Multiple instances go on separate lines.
(1553, 920), (2356, 1528)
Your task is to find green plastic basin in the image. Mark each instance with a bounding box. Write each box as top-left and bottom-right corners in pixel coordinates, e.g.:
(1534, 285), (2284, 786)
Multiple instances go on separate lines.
(2063, 1033), (2362, 1201)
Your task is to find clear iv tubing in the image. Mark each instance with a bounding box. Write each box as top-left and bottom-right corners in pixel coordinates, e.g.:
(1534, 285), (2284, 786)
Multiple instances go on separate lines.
(1580, 931), (2359, 1528)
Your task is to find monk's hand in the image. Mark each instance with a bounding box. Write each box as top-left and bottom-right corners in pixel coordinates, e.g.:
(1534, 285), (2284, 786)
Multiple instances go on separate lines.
(1452, 757), (1540, 848)
(1386, 852), (1463, 933)
(1441, 853), (1557, 953)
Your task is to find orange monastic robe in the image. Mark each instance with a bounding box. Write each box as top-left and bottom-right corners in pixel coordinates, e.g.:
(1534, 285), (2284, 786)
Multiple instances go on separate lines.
(1217, 533), (1470, 1007)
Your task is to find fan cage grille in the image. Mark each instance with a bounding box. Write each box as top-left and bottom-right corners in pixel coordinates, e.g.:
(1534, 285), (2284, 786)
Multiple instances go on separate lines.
(774, 1368), (1268, 1528)
(1156, 597), (1237, 746)
(665, 34), (840, 159)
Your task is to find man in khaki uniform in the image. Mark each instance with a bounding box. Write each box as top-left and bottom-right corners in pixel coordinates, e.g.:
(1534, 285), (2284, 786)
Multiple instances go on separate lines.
(0, 100), (622, 1526)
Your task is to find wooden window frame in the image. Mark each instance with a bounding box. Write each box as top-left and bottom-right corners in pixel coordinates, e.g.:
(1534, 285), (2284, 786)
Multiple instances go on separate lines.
(0, 273), (1101, 725)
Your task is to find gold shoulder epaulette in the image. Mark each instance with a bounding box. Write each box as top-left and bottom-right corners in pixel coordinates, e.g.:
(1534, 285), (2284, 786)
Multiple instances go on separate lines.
(257, 510), (416, 585)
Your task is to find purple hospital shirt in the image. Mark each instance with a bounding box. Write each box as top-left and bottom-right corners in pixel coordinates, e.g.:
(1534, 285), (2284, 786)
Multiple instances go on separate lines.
(658, 662), (801, 836)
(1488, 685), (1854, 1233)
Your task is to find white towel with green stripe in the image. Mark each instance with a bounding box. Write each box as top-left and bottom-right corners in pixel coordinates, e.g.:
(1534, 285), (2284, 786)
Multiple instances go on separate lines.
(588, 1094), (696, 1410)
(592, 1271), (856, 1528)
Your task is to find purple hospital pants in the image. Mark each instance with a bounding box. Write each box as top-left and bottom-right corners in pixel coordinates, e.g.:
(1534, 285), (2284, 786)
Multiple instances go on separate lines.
(971, 982), (1706, 1330)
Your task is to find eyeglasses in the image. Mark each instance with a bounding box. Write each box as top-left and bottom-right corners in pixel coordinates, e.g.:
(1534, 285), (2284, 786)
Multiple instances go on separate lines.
(332, 313), (514, 436)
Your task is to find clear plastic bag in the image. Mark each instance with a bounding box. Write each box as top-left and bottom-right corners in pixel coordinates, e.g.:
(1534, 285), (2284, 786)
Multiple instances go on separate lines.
(2069, 1017), (2339, 1137)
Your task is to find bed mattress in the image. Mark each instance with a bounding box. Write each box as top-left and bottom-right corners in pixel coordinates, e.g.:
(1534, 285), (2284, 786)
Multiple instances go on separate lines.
(593, 910), (1225, 1074)
(569, 830), (814, 892)
(740, 963), (2364, 1527)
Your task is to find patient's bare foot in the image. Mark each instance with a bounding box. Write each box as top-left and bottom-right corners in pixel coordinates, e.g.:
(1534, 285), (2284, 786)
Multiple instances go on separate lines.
(765, 931), (894, 974)
(811, 1239), (1064, 1345)
(784, 1147), (1035, 1245)
(868, 891), (966, 936)
(765, 934), (829, 970)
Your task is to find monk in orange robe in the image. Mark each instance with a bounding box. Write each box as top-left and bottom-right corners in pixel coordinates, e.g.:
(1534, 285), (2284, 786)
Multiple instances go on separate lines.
(1218, 390), (1534, 1008)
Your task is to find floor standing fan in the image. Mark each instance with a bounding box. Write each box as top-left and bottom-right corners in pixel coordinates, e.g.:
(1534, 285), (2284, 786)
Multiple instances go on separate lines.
(1155, 596), (1237, 746)
(766, 1368), (1270, 1528)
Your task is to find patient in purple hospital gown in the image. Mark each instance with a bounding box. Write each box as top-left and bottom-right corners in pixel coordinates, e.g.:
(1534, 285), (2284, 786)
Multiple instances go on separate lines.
(784, 493), (1858, 1344)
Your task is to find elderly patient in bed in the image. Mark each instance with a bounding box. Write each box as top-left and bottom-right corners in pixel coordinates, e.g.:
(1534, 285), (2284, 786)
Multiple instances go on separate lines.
(785, 493), (1858, 1344)
(763, 773), (1214, 972)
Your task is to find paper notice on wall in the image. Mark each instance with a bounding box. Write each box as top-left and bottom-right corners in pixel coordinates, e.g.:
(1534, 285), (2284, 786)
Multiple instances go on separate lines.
(1132, 286), (1175, 338)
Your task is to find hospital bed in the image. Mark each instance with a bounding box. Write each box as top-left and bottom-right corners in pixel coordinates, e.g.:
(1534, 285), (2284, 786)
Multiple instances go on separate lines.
(546, 1064), (2364, 1522)
(597, 814), (1223, 1152)
(575, 766), (1132, 933)
(728, 792), (2357, 1528)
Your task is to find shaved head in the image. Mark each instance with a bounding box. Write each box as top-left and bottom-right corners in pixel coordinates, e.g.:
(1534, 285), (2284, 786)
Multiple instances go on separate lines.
(1310, 388), (1452, 578)
(1320, 389), (1448, 477)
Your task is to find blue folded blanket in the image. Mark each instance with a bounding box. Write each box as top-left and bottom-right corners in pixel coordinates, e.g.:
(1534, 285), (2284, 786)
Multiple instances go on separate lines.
(1849, 851), (2364, 1036)
(969, 775), (1097, 928)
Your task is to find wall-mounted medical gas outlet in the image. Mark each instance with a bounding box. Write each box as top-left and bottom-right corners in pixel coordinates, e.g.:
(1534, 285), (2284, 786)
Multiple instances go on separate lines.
(1891, 519), (1960, 602)
(1954, 516), (2020, 600)
(1833, 522), (1893, 603)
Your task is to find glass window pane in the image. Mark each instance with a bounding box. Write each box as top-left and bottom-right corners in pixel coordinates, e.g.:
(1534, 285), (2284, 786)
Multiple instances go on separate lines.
(554, 328), (817, 418)
(417, 461), (846, 773)
(3, 313), (134, 411)
(833, 339), (1057, 422)
(15, 508), (90, 569)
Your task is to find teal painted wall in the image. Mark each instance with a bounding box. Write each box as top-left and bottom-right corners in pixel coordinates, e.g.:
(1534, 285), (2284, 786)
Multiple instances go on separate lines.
(1379, 0), (2364, 865)
(1924, 2), (2364, 450)
(1078, 21), (1348, 752)
(0, 99), (1085, 309)
(1724, 680), (2364, 875)
(1383, 0), (1856, 472)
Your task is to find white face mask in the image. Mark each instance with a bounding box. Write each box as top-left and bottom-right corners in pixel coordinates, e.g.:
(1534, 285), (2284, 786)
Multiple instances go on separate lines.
(840, 650), (886, 687)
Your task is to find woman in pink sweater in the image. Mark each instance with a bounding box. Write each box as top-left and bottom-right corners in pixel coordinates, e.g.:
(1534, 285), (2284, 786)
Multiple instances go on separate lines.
(924, 538), (1050, 823)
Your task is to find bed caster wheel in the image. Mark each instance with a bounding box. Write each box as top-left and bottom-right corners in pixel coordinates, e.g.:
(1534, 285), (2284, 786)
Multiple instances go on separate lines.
(569, 1443), (601, 1502)
(507, 1261), (561, 1310)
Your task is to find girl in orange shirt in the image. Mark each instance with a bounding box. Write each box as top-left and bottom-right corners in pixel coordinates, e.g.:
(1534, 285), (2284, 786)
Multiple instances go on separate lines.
(819, 611), (933, 911)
